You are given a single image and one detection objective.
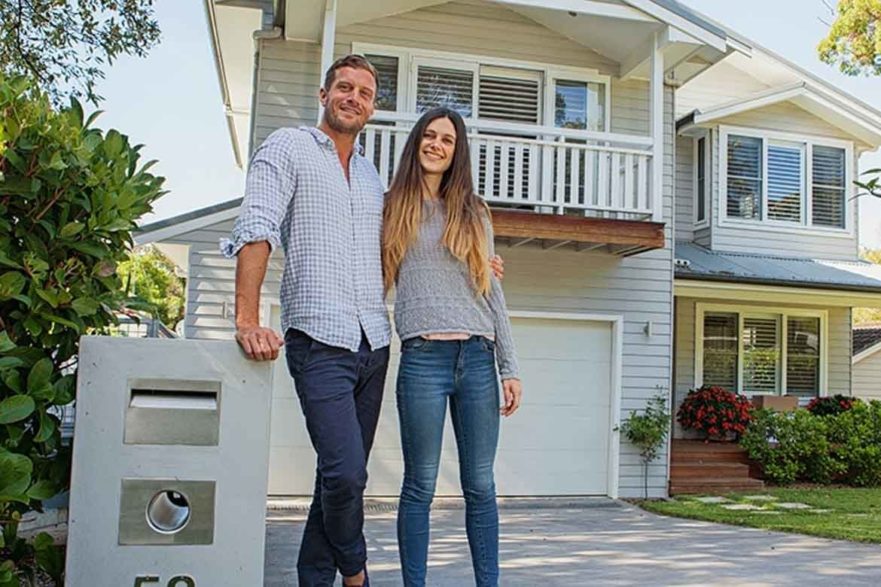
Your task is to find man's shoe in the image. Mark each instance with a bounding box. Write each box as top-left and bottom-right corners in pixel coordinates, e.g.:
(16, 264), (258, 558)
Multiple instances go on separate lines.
(342, 568), (368, 587)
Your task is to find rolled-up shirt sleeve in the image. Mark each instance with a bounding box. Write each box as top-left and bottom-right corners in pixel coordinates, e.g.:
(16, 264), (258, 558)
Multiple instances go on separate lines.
(221, 129), (299, 257)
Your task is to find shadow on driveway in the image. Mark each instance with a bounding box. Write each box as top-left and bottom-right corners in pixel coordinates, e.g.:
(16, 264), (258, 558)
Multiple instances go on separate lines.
(265, 499), (881, 586)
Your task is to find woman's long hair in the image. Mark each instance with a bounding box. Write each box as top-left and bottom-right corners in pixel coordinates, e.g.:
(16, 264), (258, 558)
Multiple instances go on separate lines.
(382, 107), (491, 295)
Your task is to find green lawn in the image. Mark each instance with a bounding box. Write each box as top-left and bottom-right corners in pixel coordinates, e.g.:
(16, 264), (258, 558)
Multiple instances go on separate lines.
(639, 487), (881, 544)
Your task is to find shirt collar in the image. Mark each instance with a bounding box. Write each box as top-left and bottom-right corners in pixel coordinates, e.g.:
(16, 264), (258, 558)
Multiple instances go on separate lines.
(304, 126), (364, 156)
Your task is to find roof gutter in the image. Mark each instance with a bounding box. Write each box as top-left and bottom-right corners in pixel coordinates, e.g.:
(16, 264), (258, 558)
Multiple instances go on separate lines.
(675, 273), (881, 295)
(202, 0), (242, 167)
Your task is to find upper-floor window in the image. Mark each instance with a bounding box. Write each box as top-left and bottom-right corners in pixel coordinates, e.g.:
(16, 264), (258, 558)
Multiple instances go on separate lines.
(723, 128), (849, 230)
(695, 135), (709, 225)
(361, 45), (608, 130)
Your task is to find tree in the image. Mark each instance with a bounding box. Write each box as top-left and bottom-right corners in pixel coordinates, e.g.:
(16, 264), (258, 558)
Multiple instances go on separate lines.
(117, 245), (186, 328)
(0, 74), (165, 582)
(818, 0), (881, 77)
(0, 0), (161, 106)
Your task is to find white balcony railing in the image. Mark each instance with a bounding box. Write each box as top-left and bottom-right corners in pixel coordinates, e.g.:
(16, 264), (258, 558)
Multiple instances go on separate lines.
(360, 113), (656, 221)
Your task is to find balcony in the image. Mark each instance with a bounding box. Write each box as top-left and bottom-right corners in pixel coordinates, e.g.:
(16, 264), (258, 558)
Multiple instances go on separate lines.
(361, 113), (665, 255)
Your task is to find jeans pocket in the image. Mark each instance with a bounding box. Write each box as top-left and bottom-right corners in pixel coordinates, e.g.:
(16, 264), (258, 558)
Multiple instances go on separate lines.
(480, 337), (496, 354)
(284, 329), (312, 376)
(402, 337), (430, 352)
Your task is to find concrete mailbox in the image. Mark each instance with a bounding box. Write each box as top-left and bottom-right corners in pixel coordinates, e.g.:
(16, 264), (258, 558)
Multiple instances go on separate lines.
(65, 336), (273, 586)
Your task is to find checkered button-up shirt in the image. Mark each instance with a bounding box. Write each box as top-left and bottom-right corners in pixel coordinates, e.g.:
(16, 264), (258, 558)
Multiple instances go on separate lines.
(221, 127), (391, 352)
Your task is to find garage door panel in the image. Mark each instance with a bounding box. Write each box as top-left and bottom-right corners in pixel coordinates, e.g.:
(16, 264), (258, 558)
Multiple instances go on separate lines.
(267, 310), (615, 497)
(495, 450), (606, 495)
(269, 398), (310, 448)
(499, 411), (608, 451)
(517, 364), (611, 406)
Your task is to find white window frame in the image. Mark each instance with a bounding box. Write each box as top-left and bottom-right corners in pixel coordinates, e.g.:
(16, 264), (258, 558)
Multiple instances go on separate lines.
(694, 303), (828, 397)
(354, 42), (611, 131)
(694, 132), (710, 229)
(718, 125), (854, 237)
(361, 46), (411, 114)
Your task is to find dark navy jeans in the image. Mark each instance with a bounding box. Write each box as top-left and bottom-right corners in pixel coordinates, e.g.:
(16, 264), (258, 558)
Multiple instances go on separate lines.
(396, 336), (501, 587)
(285, 328), (390, 587)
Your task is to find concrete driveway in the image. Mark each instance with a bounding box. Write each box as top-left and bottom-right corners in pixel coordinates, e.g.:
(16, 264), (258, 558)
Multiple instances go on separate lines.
(264, 498), (881, 586)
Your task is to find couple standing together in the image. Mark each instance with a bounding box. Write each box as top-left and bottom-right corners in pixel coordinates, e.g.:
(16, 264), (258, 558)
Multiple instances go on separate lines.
(223, 54), (522, 587)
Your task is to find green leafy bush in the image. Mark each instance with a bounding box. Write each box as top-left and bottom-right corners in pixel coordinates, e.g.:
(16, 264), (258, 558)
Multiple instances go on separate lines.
(620, 392), (670, 498)
(0, 74), (164, 582)
(827, 401), (881, 487)
(740, 408), (843, 485)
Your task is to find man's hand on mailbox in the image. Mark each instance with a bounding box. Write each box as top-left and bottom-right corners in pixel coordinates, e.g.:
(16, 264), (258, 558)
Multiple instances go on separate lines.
(235, 326), (284, 361)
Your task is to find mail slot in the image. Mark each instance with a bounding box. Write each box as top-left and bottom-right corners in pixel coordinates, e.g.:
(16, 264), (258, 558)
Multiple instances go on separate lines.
(125, 378), (221, 446)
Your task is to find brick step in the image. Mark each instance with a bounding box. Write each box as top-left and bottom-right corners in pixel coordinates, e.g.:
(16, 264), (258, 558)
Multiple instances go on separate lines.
(670, 477), (765, 496)
(670, 462), (751, 479)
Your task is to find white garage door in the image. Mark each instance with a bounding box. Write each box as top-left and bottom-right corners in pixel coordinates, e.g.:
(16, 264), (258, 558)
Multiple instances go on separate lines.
(267, 311), (614, 496)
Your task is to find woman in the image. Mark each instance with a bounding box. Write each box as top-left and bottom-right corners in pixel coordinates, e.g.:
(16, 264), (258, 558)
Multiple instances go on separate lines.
(382, 106), (523, 587)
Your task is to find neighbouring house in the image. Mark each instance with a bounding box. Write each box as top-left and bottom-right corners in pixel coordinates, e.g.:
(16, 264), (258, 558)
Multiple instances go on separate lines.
(853, 324), (881, 400)
(136, 0), (881, 498)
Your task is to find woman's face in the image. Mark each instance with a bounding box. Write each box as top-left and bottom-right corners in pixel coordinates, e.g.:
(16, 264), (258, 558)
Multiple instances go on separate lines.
(418, 117), (457, 176)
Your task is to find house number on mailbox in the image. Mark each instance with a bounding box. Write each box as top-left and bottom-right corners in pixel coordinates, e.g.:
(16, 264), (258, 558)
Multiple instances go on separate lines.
(134, 575), (196, 586)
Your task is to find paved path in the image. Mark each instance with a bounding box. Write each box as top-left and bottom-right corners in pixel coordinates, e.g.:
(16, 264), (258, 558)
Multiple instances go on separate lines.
(264, 498), (881, 586)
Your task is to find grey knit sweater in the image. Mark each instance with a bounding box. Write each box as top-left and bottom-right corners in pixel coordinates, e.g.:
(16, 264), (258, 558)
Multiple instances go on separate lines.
(393, 199), (519, 379)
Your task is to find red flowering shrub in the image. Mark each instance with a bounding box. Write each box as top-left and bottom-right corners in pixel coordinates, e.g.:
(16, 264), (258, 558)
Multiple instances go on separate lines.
(806, 394), (860, 417)
(677, 385), (753, 440)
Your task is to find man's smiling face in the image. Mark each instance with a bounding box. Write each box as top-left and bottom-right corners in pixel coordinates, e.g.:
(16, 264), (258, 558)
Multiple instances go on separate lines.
(320, 66), (376, 135)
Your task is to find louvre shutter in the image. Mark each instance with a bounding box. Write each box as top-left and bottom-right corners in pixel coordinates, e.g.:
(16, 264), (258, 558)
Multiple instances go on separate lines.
(767, 143), (802, 223)
(727, 135), (763, 220)
(787, 317), (820, 398)
(742, 316), (780, 393)
(478, 74), (540, 124)
(702, 313), (739, 390)
(812, 145), (846, 228)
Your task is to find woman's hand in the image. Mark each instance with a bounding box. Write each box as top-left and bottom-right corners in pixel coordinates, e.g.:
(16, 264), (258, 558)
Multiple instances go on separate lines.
(500, 378), (522, 417)
(490, 255), (505, 280)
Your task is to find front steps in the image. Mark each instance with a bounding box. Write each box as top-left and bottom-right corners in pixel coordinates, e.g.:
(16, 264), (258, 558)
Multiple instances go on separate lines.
(670, 439), (764, 495)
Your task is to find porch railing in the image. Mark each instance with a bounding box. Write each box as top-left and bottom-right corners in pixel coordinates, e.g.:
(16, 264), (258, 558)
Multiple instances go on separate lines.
(360, 113), (656, 221)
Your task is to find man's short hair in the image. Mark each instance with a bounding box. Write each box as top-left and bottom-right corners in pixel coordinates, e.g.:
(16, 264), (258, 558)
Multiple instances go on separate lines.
(323, 54), (378, 92)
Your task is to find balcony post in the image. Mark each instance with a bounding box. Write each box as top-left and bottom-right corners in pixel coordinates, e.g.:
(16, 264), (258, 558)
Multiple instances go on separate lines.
(650, 31), (664, 222)
(317, 0), (337, 123)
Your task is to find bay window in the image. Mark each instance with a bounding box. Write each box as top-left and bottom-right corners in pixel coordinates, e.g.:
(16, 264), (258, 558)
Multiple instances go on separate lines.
(723, 129), (849, 230)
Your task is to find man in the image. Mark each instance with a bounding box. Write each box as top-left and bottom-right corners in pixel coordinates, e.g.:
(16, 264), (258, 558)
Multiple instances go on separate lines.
(223, 55), (387, 587)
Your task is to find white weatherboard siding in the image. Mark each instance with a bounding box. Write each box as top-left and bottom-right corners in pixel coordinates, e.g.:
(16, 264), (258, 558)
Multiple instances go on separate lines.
(675, 135), (694, 242)
(178, 0), (676, 498)
(673, 296), (851, 437)
(854, 350), (881, 400)
(269, 313), (616, 496)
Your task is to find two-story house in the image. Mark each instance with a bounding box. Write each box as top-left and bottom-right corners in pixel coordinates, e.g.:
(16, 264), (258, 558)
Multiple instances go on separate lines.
(136, 0), (881, 499)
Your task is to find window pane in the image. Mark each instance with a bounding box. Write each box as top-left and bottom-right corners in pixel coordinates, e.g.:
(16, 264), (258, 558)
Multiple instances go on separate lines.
(767, 143), (802, 223)
(416, 66), (473, 117)
(697, 137), (706, 222)
(727, 135), (762, 220)
(703, 312), (738, 390)
(742, 317), (780, 393)
(812, 146), (846, 228)
(365, 54), (398, 111)
(554, 81), (605, 132)
(787, 317), (820, 397)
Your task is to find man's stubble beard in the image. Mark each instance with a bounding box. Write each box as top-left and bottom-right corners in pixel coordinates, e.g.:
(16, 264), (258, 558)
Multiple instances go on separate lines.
(324, 102), (365, 136)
